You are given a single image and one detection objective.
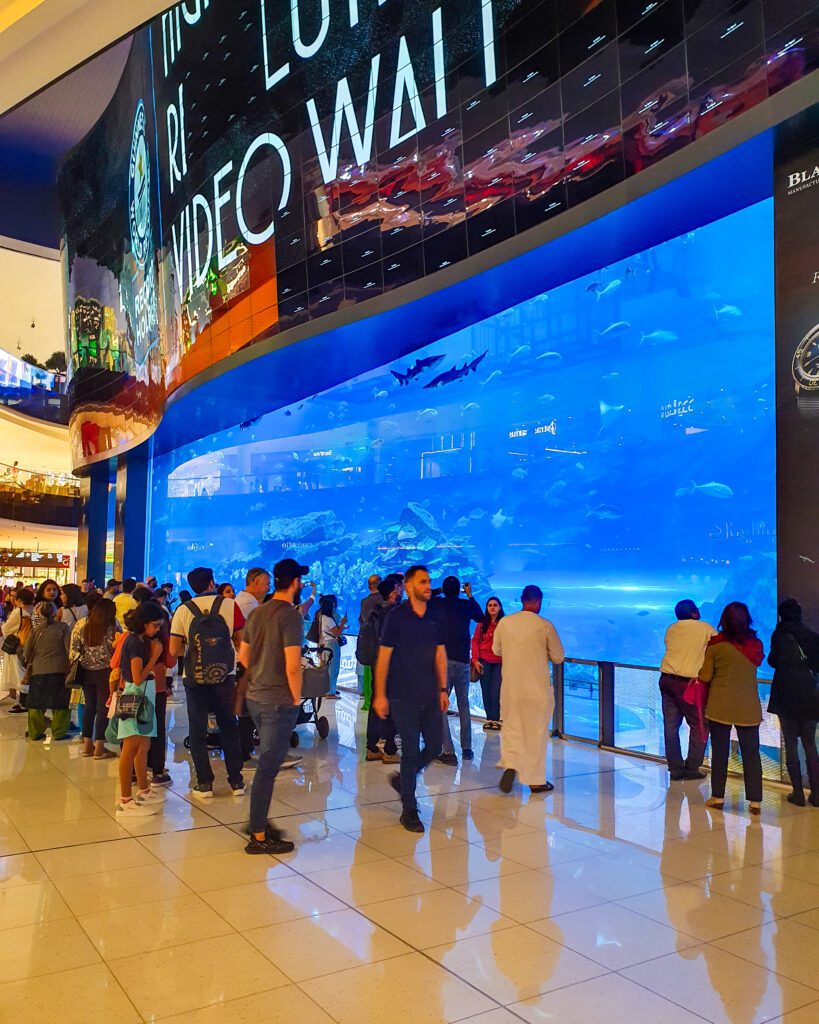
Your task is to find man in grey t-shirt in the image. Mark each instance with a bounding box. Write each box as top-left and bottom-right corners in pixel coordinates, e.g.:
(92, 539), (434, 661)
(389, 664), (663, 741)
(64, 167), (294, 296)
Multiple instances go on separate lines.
(238, 558), (307, 855)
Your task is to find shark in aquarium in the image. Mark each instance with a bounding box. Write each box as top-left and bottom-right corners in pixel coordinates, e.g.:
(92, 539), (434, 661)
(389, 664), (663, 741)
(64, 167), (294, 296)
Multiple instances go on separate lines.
(391, 355), (445, 386)
(424, 351), (488, 389)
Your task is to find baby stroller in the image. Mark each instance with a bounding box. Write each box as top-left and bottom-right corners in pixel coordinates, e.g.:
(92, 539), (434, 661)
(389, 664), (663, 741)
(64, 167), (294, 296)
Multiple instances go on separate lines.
(289, 645), (331, 747)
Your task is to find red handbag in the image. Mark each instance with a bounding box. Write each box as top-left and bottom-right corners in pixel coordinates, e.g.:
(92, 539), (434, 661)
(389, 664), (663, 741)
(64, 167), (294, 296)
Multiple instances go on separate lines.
(683, 678), (710, 742)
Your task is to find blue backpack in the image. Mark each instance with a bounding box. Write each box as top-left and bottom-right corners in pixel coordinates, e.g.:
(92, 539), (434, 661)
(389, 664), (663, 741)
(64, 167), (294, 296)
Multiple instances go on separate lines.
(184, 597), (234, 685)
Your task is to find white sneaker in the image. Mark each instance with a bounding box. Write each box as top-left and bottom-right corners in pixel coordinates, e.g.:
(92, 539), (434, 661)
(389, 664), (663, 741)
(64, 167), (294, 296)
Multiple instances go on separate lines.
(116, 799), (158, 817)
(281, 754), (303, 769)
(136, 788), (166, 804)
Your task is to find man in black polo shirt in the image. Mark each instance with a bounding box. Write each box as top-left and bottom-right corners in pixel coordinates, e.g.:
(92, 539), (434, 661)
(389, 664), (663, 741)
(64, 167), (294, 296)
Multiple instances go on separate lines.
(373, 564), (448, 833)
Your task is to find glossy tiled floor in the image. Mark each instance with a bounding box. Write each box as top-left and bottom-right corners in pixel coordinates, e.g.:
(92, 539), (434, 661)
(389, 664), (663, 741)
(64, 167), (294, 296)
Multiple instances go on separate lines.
(1, 688), (819, 1023)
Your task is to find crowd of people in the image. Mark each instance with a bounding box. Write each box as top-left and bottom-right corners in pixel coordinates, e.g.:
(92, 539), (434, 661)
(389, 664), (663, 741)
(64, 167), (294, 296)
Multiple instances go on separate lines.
(1, 563), (817, 854)
(660, 596), (819, 812)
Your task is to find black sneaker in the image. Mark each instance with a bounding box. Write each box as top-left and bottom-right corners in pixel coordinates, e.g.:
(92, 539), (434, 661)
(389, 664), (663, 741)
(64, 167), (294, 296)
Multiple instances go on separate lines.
(788, 791), (806, 807)
(462, 749), (474, 761)
(669, 771), (686, 781)
(499, 768), (516, 794)
(437, 753), (459, 767)
(389, 771), (402, 797)
(400, 811), (425, 833)
(151, 772), (172, 787)
(191, 783), (214, 800)
(683, 770), (706, 781)
(245, 834), (295, 855)
(7, 703), (25, 714)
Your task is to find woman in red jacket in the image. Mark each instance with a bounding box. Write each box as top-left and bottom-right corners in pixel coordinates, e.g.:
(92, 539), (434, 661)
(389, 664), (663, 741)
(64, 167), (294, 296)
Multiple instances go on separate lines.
(472, 597), (505, 730)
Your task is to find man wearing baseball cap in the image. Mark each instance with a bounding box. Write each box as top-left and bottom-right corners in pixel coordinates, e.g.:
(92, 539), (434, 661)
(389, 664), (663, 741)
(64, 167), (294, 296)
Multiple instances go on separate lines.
(238, 557), (308, 854)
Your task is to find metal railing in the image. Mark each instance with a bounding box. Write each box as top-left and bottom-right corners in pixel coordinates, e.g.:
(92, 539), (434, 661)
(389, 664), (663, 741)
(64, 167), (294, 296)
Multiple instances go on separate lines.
(0, 461), (79, 498)
(552, 658), (784, 785)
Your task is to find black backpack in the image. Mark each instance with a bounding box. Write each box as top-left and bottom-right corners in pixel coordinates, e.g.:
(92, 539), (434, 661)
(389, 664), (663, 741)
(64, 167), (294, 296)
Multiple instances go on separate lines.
(356, 604), (386, 667)
(183, 597), (234, 685)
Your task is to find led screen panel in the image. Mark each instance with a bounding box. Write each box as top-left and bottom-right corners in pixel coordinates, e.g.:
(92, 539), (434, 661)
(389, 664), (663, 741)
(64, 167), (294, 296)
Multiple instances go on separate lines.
(148, 199), (775, 667)
(59, 0), (817, 470)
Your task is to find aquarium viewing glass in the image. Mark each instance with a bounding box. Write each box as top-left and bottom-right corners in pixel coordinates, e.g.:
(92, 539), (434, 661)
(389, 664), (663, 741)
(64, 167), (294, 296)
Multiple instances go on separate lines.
(149, 199), (776, 675)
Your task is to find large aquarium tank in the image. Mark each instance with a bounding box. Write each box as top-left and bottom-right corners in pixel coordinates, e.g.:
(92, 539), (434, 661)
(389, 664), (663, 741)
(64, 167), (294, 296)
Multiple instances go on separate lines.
(149, 200), (776, 669)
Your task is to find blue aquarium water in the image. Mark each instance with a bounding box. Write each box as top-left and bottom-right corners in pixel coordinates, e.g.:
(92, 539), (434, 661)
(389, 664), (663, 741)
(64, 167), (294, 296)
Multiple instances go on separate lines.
(149, 200), (776, 668)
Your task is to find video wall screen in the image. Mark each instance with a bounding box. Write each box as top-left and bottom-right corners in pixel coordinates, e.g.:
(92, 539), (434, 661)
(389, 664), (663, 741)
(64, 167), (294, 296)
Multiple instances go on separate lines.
(60, 0), (815, 469)
(148, 200), (776, 667)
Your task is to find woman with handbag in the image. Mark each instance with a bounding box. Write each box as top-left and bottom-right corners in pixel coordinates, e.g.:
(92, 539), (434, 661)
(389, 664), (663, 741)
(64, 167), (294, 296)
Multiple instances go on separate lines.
(23, 601), (71, 741)
(698, 602), (766, 815)
(134, 585), (174, 786)
(114, 602), (166, 817)
(1, 586), (34, 713)
(71, 597), (119, 759)
(471, 597), (505, 730)
(767, 599), (819, 807)
(317, 594), (347, 698)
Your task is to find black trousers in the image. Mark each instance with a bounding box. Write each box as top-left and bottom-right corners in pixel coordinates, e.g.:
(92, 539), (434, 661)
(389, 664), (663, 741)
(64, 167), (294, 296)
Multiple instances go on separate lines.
(184, 679), (243, 786)
(366, 705), (397, 755)
(390, 699), (442, 813)
(778, 716), (819, 797)
(80, 668), (110, 742)
(708, 720), (763, 802)
(148, 691), (168, 774)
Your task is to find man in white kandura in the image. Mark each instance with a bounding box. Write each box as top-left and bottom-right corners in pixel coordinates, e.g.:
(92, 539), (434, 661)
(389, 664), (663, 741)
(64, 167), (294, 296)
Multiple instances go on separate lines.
(493, 584), (565, 794)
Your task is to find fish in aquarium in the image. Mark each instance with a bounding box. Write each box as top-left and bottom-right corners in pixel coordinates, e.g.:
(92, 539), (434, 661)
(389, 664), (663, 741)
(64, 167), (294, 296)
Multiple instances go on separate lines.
(150, 202), (777, 668)
(596, 321), (631, 339)
(595, 279), (622, 300)
(424, 351), (487, 388)
(640, 330), (678, 345)
(675, 481), (735, 500)
(391, 354), (444, 386)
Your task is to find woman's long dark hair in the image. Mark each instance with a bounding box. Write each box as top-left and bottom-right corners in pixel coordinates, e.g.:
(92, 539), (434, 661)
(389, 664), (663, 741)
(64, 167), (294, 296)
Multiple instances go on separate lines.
(318, 594), (337, 619)
(482, 596), (505, 630)
(61, 583), (86, 608)
(35, 579), (59, 602)
(84, 598), (117, 648)
(718, 601), (757, 641)
(124, 601), (164, 635)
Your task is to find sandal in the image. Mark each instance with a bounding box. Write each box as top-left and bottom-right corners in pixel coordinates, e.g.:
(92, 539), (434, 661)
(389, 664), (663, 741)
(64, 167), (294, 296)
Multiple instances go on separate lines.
(705, 797), (725, 809)
(94, 750), (118, 760)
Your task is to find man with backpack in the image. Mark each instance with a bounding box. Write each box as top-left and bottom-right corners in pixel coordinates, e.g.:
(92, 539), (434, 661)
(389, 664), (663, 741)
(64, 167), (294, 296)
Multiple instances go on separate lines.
(170, 567), (246, 798)
(359, 577), (400, 763)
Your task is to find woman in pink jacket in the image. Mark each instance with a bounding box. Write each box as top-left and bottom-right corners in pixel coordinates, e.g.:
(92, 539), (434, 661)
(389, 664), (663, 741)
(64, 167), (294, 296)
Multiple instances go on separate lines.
(471, 597), (504, 730)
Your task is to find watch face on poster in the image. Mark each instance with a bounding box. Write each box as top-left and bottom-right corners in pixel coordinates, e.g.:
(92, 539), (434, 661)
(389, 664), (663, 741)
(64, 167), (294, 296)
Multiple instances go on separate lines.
(793, 323), (819, 419)
(793, 324), (819, 389)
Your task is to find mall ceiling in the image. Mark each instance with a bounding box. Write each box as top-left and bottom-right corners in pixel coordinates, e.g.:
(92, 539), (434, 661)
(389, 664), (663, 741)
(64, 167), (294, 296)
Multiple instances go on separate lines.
(0, 0), (169, 252)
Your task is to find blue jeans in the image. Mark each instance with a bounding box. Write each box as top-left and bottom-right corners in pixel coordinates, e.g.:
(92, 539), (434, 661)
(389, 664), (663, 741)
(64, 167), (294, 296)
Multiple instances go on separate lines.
(479, 661), (502, 722)
(442, 660), (472, 754)
(390, 699), (442, 813)
(184, 678), (244, 787)
(326, 639), (340, 695)
(246, 700), (300, 834)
